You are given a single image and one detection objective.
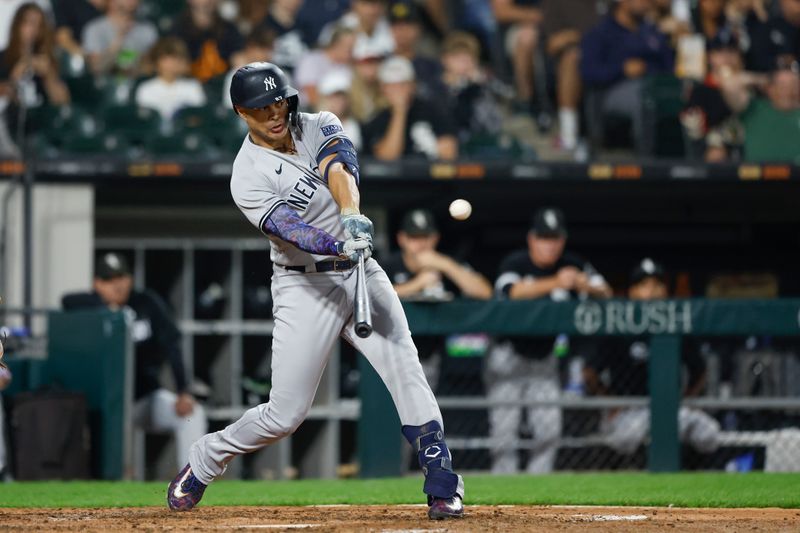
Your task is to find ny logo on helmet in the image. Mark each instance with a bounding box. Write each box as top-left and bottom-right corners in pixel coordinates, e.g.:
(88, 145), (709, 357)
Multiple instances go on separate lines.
(264, 76), (276, 91)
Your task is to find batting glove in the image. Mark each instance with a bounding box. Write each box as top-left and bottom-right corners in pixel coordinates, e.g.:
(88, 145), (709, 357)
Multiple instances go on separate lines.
(336, 237), (373, 262)
(340, 214), (374, 242)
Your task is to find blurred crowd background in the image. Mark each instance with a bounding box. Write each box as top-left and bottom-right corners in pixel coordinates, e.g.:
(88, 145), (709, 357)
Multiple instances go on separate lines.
(0, 0), (798, 163)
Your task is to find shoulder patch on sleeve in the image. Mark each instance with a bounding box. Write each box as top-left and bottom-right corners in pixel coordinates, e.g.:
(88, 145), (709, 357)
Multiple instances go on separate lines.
(321, 124), (343, 137)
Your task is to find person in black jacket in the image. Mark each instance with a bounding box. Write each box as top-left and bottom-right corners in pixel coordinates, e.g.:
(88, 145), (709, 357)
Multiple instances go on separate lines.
(488, 207), (612, 474)
(583, 258), (720, 456)
(62, 253), (207, 470)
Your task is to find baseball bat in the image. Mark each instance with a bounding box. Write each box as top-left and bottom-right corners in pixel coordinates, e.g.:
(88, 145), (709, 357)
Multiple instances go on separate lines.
(354, 253), (373, 338)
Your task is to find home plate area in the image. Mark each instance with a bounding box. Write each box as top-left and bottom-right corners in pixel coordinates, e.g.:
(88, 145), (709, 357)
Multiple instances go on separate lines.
(0, 505), (797, 532)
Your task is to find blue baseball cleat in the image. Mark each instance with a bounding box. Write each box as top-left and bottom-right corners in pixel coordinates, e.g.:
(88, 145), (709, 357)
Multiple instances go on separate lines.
(428, 495), (464, 520)
(167, 464), (207, 511)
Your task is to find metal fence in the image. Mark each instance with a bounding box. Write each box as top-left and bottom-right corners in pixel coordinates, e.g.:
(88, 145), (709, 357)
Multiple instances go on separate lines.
(377, 300), (800, 475)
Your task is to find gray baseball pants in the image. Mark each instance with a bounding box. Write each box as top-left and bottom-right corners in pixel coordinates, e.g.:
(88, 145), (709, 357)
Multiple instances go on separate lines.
(189, 259), (443, 483)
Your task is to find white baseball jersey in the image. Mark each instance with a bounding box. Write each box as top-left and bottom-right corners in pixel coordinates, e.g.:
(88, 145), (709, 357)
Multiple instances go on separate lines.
(230, 111), (351, 266)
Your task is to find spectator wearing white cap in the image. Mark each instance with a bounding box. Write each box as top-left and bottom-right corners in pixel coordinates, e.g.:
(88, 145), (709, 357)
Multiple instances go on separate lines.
(362, 55), (458, 161)
(294, 24), (355, 109)
(316, 69), (362, 149)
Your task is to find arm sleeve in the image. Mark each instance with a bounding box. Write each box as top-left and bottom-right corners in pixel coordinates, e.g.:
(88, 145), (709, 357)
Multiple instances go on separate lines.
(264, 203), (340, 256)
(145, 290), (188, 393)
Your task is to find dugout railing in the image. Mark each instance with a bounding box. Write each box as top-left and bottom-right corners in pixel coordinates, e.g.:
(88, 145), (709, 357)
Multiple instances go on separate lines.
(358, 299), (800, 476)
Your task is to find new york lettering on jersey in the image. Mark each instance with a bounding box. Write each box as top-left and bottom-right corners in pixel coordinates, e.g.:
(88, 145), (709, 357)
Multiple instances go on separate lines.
(230, 111), (351, 266)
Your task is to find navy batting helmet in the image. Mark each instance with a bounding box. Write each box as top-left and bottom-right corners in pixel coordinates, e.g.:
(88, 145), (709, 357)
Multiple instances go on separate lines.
(230, 62), (299, 124)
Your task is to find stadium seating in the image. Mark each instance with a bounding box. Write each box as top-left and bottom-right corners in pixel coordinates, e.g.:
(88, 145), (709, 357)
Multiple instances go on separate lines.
(101, 106), (162, 146)
(144, 132), (217, 158)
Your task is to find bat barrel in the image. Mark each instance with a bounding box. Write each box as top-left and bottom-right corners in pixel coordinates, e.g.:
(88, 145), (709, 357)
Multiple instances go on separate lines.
(354, 253), (373, 338)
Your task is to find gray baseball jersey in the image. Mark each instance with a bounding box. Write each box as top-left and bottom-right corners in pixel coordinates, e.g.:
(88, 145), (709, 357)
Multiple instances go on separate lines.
(230, 111), (350, 266)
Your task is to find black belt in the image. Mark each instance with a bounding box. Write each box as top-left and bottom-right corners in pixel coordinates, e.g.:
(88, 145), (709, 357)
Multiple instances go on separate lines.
(278, 259), (356, 273)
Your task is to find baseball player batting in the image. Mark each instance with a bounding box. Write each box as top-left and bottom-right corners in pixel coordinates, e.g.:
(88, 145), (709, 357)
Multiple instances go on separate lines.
(166, 63), (464, 520)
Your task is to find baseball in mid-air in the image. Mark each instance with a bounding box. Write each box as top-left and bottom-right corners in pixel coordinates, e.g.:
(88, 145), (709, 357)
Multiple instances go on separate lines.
(449, 199), (472, 221)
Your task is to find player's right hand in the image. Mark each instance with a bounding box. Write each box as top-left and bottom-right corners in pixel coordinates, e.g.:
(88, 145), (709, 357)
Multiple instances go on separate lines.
(337, 237), (373, 262)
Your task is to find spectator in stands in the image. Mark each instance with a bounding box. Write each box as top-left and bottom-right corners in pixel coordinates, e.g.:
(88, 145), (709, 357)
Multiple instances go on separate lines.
(294, 25), (355, 110)
(580, 0), (674, 153)
(52, 0), (105, 59)
(745, 0), (800, 72)
(388, 1), (442, 100)
(349, 47), (385, 122)
(62, 253), (207, 470)
(583, 258), (721, 457)
(82, 0), (158, 77)
(681, 29), (745, 161)
(0, 0), (51, 50)
(692, 0), (730, 40)
(135, 37), (206, 123)
(234, 0), (270, 36)
(295, 0), (351, 47)
(362, 55), (458, 160)
(0, 2), (69, 156)
(541, 0), (601, 151)
(491, 0), (543, 113)
(721, 63), (800, 162)
(384, 208), (493, 300)
(333, 0), (395, 61)
(221, 27), (274, 108)
(440, 31), (503, 145)
(650, 0), (691, 45)
(315, 69), (362, 149)
(171, 0), (244, 83)
(263, 0), (308, 74)
(488, 207), (612, 473)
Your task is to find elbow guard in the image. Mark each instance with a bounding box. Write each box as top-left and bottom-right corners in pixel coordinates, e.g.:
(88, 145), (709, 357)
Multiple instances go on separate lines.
(317, 138), (360, 185)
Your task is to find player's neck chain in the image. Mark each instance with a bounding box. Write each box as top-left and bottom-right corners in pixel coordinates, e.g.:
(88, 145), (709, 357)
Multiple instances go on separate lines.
(275, 135), (297, 155)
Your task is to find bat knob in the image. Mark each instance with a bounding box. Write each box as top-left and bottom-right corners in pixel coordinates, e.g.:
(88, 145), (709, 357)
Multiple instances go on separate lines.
(355, 322), (372, 338)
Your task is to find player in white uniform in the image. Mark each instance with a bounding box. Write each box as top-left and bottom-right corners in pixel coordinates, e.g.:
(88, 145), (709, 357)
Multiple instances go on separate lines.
(167, 63), (464, 520)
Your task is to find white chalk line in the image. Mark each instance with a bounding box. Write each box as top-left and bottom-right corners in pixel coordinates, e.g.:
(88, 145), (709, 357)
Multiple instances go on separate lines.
(571, 514), (649, 522)
(228, 525), (319, 530)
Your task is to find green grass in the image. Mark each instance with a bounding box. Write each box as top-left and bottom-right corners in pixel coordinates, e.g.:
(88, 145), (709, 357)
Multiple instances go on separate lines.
(0, 473), (798, 509)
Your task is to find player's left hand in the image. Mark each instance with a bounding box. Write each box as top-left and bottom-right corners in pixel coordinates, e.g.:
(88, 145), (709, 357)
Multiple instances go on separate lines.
(175, 392), (196, 417)
(341, 214), (374, 242)
(337, 237), (373, 262)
